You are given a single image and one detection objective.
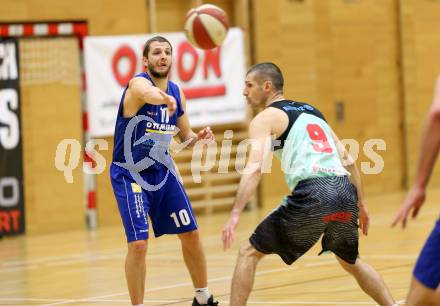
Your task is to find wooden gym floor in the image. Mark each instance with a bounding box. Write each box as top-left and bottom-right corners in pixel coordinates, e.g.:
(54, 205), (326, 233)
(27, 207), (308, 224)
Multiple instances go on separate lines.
(0, 189), (439, 306)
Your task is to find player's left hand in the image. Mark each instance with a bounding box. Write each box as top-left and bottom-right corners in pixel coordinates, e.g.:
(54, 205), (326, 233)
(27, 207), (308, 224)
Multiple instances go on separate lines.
(196, 126), (215, 143)
(358, 204), (369, 236)
(222, 212), (240, 251)
(392, 186), (426, 228)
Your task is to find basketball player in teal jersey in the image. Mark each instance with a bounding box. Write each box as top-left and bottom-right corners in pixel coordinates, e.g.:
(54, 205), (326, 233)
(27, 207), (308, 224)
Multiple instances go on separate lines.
(222, 62), (397, 306)
(392, 76), (440, 305)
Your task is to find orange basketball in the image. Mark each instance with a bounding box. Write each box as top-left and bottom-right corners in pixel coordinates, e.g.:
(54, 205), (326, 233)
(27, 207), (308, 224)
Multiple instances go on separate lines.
(184, 4), (229, 50)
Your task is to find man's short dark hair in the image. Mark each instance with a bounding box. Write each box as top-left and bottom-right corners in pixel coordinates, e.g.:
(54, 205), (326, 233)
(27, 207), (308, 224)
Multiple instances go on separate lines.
(247, 62), (284, 92)
(143, 36), (173, 58)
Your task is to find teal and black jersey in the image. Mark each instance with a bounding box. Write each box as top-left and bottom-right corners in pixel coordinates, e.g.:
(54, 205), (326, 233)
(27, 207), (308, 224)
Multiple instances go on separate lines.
(269, 100), (349, 191)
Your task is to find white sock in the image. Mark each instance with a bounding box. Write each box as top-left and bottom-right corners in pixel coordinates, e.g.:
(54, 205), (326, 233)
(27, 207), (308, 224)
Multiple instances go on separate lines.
(133, 304), (143, 306)
(195, 287), (210, 304)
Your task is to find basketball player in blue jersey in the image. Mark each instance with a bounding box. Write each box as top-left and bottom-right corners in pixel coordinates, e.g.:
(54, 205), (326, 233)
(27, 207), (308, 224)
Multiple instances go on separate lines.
(110, 36), (218, 306)
(392, 76), (440, 305)
(222, 62), (397, 306)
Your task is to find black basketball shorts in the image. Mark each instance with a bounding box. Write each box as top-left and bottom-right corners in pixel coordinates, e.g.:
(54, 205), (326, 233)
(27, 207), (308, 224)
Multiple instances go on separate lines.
(249, 176), (359, 264)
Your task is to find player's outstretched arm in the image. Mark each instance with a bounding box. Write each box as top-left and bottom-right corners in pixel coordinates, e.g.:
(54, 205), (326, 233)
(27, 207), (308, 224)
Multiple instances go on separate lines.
(392, 76), (440, 228)
(126, 77), (176, 115)
(222, 114), (272, 250)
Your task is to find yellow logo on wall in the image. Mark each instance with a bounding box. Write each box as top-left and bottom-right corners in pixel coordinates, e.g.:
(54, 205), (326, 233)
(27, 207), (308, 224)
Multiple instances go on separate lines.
(131, 183), (142, 193)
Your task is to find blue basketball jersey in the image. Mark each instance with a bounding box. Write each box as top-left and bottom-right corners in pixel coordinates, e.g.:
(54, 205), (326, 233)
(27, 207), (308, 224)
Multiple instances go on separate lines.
(112, 72), (184, 171)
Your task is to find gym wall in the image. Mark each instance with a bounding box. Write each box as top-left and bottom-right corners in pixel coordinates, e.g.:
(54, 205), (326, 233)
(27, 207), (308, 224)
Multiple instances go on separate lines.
(2, 0), (148, 234)
(400, 0), (440, 187)
(2, 0), (440, 232)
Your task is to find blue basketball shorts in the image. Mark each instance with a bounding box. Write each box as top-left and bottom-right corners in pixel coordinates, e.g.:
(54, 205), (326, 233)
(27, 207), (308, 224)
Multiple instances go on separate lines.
(413, 218), (440, 289)
(110, 164), (198, 242)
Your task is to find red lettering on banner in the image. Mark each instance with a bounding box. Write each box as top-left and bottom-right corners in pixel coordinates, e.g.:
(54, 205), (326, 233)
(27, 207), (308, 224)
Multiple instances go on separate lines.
(178, 41), (199, 82)
(10, 210), (20, 231)
(0, 212), (8, 232)
(0, 210), (21, 233)
(177, 41), (226, 99)
(203, 47), (221, 79)
(112, 45), (137, 87)
(183, 85), (226, 99)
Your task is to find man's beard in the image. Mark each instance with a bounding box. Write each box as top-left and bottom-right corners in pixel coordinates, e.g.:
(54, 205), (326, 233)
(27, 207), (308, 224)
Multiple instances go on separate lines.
(148, 63), (170, 78)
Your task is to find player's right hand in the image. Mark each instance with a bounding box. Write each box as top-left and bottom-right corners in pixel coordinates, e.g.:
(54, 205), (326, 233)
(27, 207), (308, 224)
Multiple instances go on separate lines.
(159, 90), (177, 116)
(392, 186), (426, 229)
(222, 212), (240, 251)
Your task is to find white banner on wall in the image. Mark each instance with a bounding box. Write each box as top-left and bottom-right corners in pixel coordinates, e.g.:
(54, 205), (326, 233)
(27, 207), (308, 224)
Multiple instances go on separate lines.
(84, 28), (247, 137)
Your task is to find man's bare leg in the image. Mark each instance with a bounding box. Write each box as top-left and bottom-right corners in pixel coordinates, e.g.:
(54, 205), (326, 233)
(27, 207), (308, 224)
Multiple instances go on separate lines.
(230, 242), (265, 306)
(406, 277), (440, 306)
(336, 256), (395, 306)
(178, 230), (208, 288)
(126, 240), (148, 305)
